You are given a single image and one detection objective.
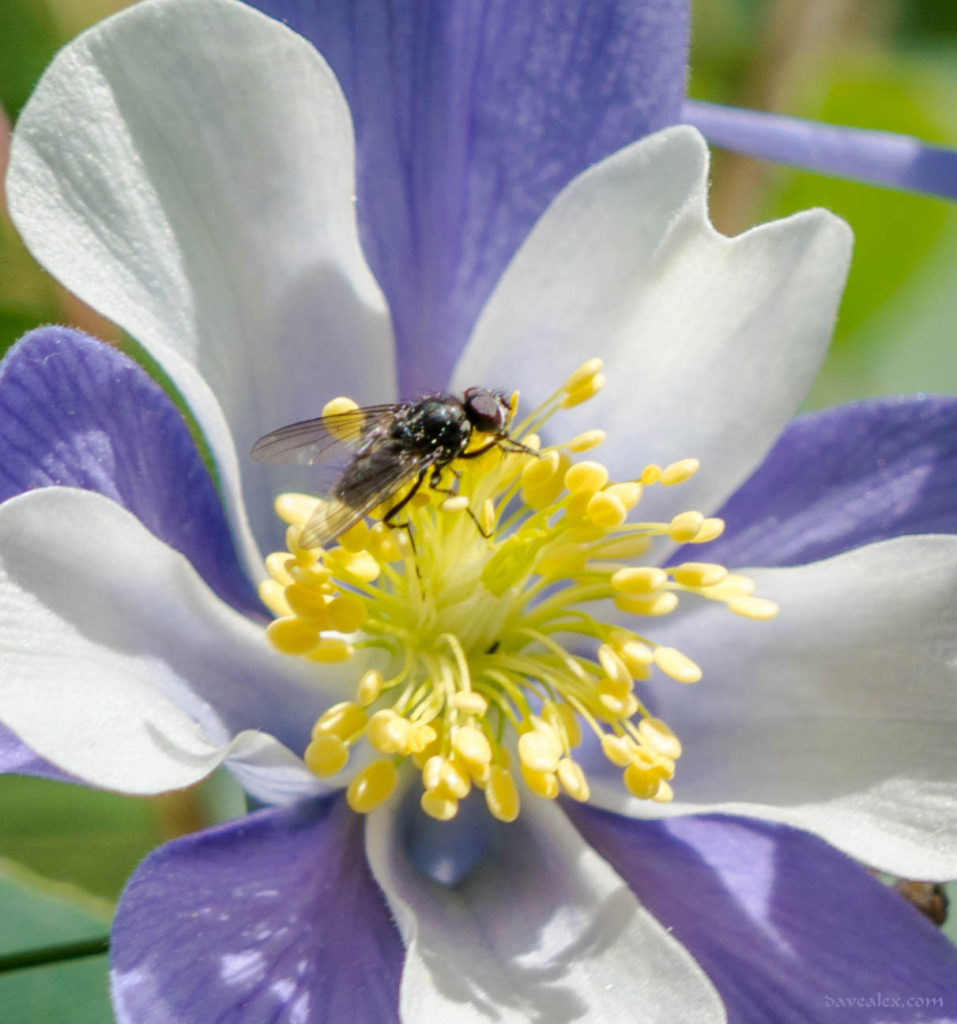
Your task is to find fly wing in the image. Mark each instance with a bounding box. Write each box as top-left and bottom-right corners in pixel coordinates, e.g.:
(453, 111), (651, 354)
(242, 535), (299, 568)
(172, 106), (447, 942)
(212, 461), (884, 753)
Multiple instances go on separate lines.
(299, 449), (430, 549)
(250, 404), (399, 466)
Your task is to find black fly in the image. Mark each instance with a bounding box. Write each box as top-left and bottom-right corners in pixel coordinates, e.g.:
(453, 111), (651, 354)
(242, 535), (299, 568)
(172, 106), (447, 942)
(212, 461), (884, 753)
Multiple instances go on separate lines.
(251, 388), (535, 548)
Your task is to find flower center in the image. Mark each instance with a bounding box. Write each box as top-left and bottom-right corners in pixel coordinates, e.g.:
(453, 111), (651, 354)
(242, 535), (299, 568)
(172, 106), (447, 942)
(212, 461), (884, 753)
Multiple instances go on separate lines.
(259, 360), (777, 822)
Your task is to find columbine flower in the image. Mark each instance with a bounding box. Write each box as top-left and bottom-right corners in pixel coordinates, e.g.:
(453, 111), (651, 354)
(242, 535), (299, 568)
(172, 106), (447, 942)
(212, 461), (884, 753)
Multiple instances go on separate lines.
(2, 0), (957, 1021)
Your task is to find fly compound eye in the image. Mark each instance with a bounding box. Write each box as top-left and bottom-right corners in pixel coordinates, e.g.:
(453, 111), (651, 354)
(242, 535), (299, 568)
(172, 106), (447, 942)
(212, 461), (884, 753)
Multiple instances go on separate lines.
(463, 388), (509, 434)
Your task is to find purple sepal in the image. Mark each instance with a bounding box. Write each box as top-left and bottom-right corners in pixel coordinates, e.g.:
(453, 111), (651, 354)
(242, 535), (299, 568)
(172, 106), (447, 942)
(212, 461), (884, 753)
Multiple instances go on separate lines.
(248, 0), (689, 394)
(685, 100), (957, 201)
(684, 395), (957, 568)
(0, 327), (259, 616)
(111, 796), (402, 1024)
(568, 806), (957, 1023)
(0, 722), (76, 782)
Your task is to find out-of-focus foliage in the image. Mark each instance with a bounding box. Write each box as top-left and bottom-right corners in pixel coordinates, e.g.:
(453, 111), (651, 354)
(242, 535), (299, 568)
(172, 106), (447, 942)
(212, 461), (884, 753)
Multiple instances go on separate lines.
(0, 861), (112, 1024)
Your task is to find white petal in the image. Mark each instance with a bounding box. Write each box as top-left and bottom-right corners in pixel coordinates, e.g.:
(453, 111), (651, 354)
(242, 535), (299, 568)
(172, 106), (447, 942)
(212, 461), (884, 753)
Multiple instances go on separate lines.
(0, 487), (343, 801)
(590, 535), (957, 879)
(365, 791), (725, 1024)
(7, 0), (396, 566)
(453, 126), (852, 522)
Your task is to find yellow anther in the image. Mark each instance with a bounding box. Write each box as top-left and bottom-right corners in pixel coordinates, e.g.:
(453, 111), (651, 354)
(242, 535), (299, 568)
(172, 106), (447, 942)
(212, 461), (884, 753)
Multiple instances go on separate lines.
(564, 358), (604, 393)
(520, 762), (560, 799)
(367, 709), (413, 754)
(604, 481), (642, 509)
(638, 717), (683, 760)
(367, 523), (401, 562)
(566, 429), (606, 453)
(671, 562), (727, 587)
(542, 701), (582, 748)
(728, 595), (779, 620)
(518, 730), (561, 774)
(660, 458), (700, 486)
(557, 758), (590, 801)
(265, 551), (295, 584)
(283, 583), (331, 624)
(616, 639), (654, 678)
(452, 725), (492, 766)
(691, 517), (725, 543)
(586, 490), (627, 528)
(564, 461), (609, 494)
(327, 593), (367, 633)
(614, 591), (679, 617)
(322, 396), (362, 441)
(485, 766), (520, 822)
(601, 733), (635, 767)
(440, 761), (472, 798)
(258, 579), (292, 618)
(669, 511), (705, 543)
(703, 574), (756, 600)
(356, 668), (384, 706)
(421, 788), (459, 821)
(522, 453), (571, 509)
(440, 495), (470, 513)
(421, 755), (445, 791)
(653, 780), (674, 803)
(612, 566), (667, 594)
(266, 617), (320, 655)
(288, 562), (332, 588)
(640, 464), (661, 485)
(325, 547), (380, 583)
(522, 449), (561, 491)
(406, 723), (437, 754)
(312, 701), (367, 741)
(347, 758), (398, 813)
(304, 733), (349, 777)
(275, 492), (322, 527)
(450, 691), (489, 715)
(338, 519), (370, 553)
(306, 638), (354, 663)
(623, 761), (662, 800)
(597, 684), (639, 718)
(653, 646), (702, 684)
(598, 644), (632, 689)
(562, 373), (606, 408)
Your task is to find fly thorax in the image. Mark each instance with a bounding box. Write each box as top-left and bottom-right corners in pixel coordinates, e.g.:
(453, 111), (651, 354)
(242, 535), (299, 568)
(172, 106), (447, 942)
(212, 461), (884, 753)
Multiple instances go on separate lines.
(260, 359), (779, 823)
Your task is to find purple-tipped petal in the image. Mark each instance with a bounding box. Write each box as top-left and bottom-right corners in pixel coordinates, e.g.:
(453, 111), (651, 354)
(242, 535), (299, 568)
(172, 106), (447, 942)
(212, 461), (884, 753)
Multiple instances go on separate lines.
(251, 0), (689, 393)
(684, 100), (957, 201)
(693, 395), (957, 568)
(111, 796), (402, 1024)
(569, 807), (957, 1024)
(0, 327), (258, 615)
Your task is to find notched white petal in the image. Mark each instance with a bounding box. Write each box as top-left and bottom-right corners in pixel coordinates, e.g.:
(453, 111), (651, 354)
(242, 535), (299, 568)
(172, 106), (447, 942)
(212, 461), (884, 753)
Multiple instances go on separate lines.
(7, 0), (396, 567)
(0, 487), (336, 796)
(592, 534), (957, 880)
(366, 789), (725, 1023)
(454, 125), (853, 521)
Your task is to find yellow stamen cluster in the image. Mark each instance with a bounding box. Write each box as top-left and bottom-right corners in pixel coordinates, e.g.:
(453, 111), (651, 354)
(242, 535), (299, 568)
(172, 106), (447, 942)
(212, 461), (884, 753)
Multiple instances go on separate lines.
(260, 359), (778, 822)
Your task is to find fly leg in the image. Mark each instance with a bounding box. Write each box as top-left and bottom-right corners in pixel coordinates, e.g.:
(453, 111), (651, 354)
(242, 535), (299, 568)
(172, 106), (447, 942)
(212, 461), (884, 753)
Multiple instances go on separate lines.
(382, 469), (427, 555)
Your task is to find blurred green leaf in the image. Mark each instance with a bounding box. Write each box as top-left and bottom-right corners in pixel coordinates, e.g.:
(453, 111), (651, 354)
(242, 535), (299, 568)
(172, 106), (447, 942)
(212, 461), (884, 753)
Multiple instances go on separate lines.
(0, 860), (111, 1024)
(0, 0), (63, 119)
(764, 52), (953, 347)
(0, 776), (166, 903)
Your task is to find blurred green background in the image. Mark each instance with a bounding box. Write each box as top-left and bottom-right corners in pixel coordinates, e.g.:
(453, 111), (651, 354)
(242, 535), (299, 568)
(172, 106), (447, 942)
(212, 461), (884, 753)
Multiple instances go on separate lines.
(1, 0), (956, 1020)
